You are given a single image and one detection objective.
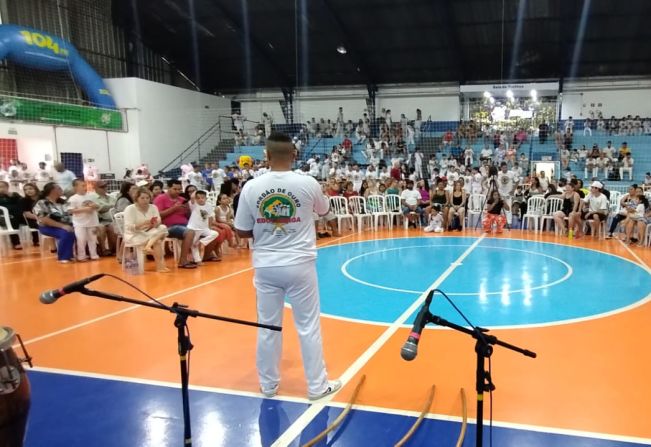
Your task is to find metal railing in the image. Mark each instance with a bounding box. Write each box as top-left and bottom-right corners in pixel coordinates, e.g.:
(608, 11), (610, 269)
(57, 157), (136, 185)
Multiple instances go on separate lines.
(158, 116), (260, 174)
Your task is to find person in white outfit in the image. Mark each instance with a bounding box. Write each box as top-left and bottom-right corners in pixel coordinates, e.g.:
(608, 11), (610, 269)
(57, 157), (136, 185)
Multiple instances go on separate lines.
(620, 154), (634, 181)
(234, 132), (341, 400)
(262, 112), (273, 137)
(187, 190), (220, 263)
(123, 187), (169, 272)
(413, 148), (424, 180)
(34, 161), (51, 190)
(232, 112), (245, 132)
(424, 204), (444, 233)
(67, 179), (100, 261)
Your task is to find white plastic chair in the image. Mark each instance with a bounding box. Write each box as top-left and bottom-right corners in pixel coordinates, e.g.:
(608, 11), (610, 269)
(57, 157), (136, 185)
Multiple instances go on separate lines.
(467, 193), (485, 228)
(384, 194), (405, 229)
(164, 238), (182, 263)
(207, 191), (219, 207)
(0, 206), (20, 255)
(645, 223), (651, 247)
(366, 195), (390, 230)
(348, 196), (373, 232)
(329, 196), (354, 233)
(522, 196), (546, 232)
(541, 197), (563, 232)
(609, 191), (622, 213)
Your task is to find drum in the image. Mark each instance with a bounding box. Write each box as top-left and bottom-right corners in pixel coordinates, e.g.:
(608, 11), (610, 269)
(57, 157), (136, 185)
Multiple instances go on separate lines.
(0, 327), (31, 447)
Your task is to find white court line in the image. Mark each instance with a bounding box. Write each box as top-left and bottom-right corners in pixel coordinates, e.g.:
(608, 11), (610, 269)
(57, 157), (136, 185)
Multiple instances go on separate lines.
(19, 232), (357, 347)
(30, 365), (651, 446)
(20, 266), (255, 346)
(270, 235), (486, 447)
(617, 239), (651, 273)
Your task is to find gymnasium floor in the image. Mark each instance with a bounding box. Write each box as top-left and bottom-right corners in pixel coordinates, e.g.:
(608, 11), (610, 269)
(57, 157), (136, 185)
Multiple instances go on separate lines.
(3, 228), (651, 446)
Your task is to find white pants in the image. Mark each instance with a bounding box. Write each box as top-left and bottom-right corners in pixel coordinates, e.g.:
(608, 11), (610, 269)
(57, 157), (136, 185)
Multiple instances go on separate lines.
(74, 226), (98, 260)
(583, 127), (592, 136)
(191, 228), (218, 262)
(254, 261), (328, 395)
(620, 167), (633, 180)
(415, 164), (423, 180)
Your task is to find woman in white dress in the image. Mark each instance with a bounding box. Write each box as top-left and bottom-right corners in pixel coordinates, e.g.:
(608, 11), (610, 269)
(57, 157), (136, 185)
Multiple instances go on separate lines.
(123, 187), (170, 272)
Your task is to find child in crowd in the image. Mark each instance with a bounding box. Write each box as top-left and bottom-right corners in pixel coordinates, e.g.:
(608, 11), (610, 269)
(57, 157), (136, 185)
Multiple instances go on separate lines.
(68, 179), (100, 261)
(187, 190), (220, 263)
(215, 193), (238, 248)
(483, 190), (509, 234)
(424, 204), (444, 233)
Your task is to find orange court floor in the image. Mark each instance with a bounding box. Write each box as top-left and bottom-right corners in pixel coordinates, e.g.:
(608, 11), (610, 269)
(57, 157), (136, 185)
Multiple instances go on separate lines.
(2, 228), (651, 446)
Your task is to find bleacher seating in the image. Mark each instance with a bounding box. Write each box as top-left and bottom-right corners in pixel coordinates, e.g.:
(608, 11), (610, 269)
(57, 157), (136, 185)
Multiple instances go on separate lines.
(211, 119), (651, 186)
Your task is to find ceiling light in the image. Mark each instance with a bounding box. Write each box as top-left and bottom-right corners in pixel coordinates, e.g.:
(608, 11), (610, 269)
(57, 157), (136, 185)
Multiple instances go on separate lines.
(336, 46), (347, 54)
(483, 91), (491, 98)
(489, 97), (495, 104)
(530, 89), (537, 98)
(506, 90), (514, 99)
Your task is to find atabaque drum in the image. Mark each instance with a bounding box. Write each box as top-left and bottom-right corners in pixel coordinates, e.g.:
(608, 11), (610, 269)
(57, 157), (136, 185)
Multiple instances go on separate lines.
(0, 327), (31, 447)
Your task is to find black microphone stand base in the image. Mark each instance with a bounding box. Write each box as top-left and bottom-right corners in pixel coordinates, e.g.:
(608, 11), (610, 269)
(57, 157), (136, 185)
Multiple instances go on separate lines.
(474, 338), (495, 447)
(424, 313), (536, 447)
(174, 305), (194, 447)
(74, 287), (281, 447)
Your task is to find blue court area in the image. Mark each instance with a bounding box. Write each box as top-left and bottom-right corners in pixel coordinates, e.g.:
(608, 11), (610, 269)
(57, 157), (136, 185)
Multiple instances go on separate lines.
(25, 371), (647, 447)
(317, 237), (651, 327)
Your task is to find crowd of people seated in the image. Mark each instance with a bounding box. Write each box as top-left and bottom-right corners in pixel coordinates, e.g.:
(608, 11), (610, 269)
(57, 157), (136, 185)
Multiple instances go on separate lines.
(562, 114), (651, 137)
(0, 160), (250, 271)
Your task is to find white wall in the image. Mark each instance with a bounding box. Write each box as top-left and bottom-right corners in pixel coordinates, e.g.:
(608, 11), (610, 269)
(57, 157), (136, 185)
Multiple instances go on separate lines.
(0, 79), (232, 176)
(0, 117), (136, 176)
(106, 78), (232, 174)
(562, 79), (651, 119)
(55, 127), (109, 171)
(240, 97), (286, 134)
(236, 84), (461, 124)
(0, 122), (56, 172)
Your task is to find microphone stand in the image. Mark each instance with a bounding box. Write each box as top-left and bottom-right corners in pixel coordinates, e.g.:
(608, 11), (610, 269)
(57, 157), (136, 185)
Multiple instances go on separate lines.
(423, 312), (536, 447)
(76, 286), (281, 447)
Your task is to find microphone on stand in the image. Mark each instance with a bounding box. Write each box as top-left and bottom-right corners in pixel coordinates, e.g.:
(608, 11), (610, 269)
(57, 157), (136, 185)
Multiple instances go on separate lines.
(401, 290), (435, 361)
(40, 274), (105, 304)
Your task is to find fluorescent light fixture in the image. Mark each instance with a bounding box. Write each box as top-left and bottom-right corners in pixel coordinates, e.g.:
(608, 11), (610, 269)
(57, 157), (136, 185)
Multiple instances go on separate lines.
(530, 89), (537, 98)
(506, 90), (514, 99)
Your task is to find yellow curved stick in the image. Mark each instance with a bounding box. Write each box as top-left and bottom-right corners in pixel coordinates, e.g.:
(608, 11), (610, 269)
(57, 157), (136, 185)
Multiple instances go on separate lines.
(394, 385), (436, 447)
(302, 374), (366, 447)
(456, 388), (468, 447)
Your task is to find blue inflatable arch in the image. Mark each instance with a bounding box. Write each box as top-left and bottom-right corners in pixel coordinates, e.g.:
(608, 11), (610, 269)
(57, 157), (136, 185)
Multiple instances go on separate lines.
(0, 24), (116, 109)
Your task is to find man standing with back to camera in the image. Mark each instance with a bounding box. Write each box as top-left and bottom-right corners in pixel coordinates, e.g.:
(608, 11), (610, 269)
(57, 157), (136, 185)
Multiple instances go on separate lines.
(235, 132), (341, 400)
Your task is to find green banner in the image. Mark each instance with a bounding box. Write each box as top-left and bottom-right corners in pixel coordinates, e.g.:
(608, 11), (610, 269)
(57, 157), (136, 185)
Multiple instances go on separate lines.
(0, 95), (124, 130)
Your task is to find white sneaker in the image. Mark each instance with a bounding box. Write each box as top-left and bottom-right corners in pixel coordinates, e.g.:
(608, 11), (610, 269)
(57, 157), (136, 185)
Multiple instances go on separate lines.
(260, 384), (279, 398)
(308, 380), (342, 401)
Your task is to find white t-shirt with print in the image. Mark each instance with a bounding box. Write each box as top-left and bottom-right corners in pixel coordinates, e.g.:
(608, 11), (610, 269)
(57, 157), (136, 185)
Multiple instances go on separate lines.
(188, 202), (215, 231)
(234, 171), (329, 268)
(497, 171), (515, 196)
(68, 193), (100, 227)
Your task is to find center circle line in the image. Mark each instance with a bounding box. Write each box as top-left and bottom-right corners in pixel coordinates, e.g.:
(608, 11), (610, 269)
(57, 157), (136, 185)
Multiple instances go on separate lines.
(340, 244), (573, 296)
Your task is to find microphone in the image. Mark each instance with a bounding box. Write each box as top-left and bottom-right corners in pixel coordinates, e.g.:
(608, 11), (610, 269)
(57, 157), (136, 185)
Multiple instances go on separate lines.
(401, 290), (434, 361)
(40, 274), (105, 304)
